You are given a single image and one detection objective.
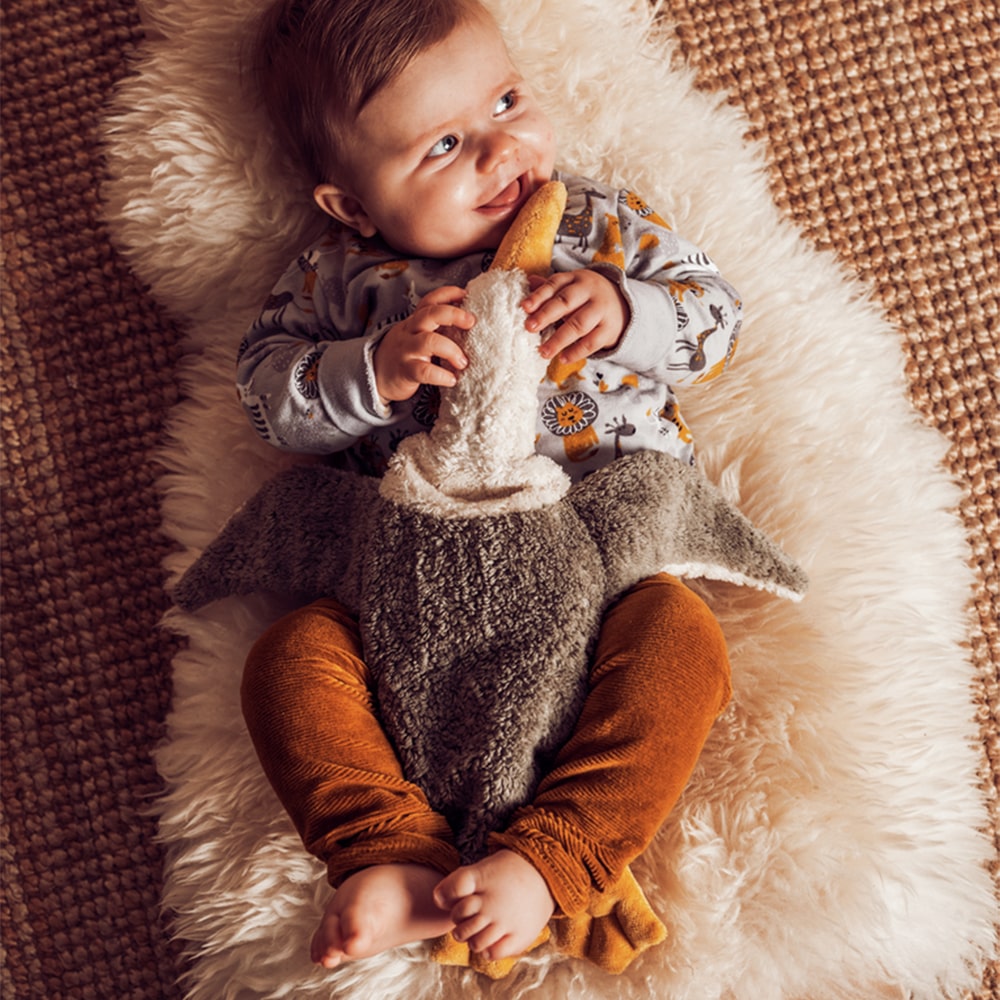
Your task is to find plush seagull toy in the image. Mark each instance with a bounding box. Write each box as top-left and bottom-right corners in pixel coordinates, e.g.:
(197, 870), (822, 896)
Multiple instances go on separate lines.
(174, 178), (806, 881)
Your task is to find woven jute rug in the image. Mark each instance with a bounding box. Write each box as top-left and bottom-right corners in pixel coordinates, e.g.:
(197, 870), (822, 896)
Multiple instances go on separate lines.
(2, 2), (996, 999)
(1, 3), (188, 997)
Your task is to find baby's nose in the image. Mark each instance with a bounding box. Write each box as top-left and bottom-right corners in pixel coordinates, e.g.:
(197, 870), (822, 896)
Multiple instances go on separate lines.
(479, 130), (517, 170)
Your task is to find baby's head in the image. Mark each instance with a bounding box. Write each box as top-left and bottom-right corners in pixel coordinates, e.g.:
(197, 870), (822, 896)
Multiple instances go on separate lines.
(253, 0), (557, 258)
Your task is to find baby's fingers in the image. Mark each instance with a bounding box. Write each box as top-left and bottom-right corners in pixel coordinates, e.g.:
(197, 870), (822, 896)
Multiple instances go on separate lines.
(410, 302), (476, 334)
(420, 284), (469, 308)
(434, 304), (477, 333)
(539, 311), (607, 362)
(403, 308), (474, 371)
(404, 357), (461, 390)
(424, 329), (469, 373)
(522, 273), (582, 332)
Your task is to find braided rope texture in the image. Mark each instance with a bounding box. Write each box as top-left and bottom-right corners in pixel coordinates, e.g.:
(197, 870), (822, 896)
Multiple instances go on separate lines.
(1, 0), (996, 997)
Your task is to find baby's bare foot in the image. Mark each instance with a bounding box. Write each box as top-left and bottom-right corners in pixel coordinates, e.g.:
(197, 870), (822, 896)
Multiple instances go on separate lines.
(310, 863), (454, 969)
(433, 850), (554, 961)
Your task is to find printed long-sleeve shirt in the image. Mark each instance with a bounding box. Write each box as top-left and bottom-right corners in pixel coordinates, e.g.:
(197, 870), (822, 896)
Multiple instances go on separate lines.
(237, 171), (742, 480)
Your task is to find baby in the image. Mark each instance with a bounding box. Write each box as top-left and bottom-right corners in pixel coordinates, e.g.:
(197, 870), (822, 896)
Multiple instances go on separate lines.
(238, 0), (738, 974)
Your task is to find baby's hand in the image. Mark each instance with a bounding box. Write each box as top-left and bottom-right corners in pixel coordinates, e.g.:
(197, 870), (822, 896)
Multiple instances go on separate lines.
(374, 286), (474, 403)
(523, 269), (629, 363)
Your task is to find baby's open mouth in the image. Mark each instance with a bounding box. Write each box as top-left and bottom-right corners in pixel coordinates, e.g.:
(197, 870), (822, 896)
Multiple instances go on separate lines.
(481, 176), (524, 211)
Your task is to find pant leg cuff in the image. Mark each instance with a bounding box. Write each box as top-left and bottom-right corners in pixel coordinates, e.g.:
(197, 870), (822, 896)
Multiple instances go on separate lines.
(488, 821), (594, 917)
(325, 834), (461, 887)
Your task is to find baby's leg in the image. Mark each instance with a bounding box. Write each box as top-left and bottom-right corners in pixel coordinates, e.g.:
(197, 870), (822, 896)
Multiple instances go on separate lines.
(241, 599), (461, 965)
(438, 574), (731, 963)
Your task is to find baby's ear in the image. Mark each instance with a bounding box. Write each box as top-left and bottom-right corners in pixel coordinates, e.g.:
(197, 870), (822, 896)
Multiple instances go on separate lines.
(314, 184), (377, 237)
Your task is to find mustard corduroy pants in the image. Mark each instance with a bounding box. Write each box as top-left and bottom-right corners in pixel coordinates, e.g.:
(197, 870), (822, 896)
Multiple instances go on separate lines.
(241, 573), (731, 976)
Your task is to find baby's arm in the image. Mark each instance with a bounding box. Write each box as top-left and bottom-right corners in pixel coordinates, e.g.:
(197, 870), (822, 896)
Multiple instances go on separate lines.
(535, 178), (743, 384)
(605, 246), (743, 387)
(237, 249), (473, 453)
(237, 249), (397, 453)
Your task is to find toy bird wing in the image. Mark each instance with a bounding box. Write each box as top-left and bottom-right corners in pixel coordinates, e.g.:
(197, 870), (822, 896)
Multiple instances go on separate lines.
(569, 451), (808, 601)
(172, 464), (376, 612)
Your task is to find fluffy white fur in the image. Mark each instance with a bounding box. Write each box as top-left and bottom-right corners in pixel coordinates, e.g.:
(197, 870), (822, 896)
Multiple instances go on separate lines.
(380, 268), (573, 517)
(103, 1), (996, 997)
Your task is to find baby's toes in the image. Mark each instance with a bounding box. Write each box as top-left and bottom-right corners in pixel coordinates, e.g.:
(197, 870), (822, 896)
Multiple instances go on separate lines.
(433, 865), (480, 908)
(449, 893), (484, 924)
(309, 913), (345, 968)
(452, 912), (491, 943)
(465, 922), (507, 955)
(483, 929), (534, 961)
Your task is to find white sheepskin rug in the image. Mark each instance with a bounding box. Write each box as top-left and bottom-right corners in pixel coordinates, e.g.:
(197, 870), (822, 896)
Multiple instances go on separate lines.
(103, 1), (995, 997)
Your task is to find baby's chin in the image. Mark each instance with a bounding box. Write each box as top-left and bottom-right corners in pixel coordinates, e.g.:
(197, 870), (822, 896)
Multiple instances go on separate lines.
(395, 225), (510, 261)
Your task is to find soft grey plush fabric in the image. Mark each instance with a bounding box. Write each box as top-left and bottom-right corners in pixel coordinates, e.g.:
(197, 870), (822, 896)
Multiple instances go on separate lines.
(174, 266), (807, 860)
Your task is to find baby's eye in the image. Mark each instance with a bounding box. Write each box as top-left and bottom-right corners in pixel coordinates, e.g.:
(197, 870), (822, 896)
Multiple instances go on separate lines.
(494, 90), (516, 115)
(427, 134), (458, 158)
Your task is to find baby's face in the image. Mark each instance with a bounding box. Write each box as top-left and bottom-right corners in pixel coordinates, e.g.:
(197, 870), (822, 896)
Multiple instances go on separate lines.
(337, 14), (557, 258)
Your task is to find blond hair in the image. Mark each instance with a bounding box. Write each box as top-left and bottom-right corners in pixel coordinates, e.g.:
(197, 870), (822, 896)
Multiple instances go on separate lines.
(250, 0), (487, 184)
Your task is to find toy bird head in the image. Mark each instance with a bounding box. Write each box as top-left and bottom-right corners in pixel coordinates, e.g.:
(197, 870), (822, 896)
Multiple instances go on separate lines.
(379, 181), (573, 517)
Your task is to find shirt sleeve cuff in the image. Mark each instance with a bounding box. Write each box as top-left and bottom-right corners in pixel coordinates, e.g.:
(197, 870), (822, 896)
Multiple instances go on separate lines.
(362, 330), (393, 420)
(316, 331), (395, 438)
